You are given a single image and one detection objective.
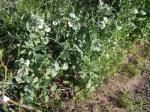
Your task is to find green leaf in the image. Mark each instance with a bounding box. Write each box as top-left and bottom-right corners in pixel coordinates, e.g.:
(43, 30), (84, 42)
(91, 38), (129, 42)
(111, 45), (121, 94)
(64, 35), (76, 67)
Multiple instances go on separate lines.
(51, 85), (57, 93)
(63, 80), (69, 84)
(47, 12), (51, 19)
(33, 77), (38, 84)
(74, 86), (80, 92)
(45, 95), (49, 103)
(59, 51), (68, 60)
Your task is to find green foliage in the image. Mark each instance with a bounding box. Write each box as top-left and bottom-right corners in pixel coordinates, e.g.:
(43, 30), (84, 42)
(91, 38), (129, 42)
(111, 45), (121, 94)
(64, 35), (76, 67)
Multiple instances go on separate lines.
(0, 0), (150, 110)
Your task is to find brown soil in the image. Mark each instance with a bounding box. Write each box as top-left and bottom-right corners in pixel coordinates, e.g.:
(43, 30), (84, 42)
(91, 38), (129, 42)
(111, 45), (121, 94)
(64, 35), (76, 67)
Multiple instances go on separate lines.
(68, 73), (149, 112)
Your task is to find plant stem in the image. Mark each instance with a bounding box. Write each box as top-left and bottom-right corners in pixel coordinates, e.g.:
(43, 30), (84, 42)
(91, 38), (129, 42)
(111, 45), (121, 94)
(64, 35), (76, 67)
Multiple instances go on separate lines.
(0, 59), (7, 97)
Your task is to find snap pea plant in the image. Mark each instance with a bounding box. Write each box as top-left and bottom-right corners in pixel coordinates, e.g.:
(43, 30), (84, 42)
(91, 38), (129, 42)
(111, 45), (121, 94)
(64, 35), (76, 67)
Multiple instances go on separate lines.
(0, 0), (149, 111)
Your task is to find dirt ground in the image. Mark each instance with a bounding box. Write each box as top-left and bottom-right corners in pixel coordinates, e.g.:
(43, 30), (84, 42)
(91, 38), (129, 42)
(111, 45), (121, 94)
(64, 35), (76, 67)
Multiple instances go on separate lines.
(69, 73), (150, 112)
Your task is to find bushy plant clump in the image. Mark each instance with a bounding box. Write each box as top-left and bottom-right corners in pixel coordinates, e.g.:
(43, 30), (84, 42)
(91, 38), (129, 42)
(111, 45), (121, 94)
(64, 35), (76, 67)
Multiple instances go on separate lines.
(0, 0), (149, 110)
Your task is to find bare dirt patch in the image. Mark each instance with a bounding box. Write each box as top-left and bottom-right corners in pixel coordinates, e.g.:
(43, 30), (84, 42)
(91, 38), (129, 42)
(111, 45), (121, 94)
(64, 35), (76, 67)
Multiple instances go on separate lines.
(65, 72), (149, 112)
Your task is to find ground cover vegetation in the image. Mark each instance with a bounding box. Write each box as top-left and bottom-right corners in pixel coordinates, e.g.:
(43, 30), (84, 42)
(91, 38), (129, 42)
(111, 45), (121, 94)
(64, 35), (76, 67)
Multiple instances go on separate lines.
(0, 0), (150, 111)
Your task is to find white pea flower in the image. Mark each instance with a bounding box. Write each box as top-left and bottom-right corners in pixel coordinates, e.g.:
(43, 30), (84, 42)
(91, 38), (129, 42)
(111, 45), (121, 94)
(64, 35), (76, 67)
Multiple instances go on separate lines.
(72, 66), (75, 70)
(53, 21), (58, 26)
(103, 17), (108, 23)
(24, 68), (29, 76)
(141, 10), (146, 15)
(25, 60), (30, 67)
(116, 26), (122, 30)
(68, 21), (73, 27)
(99, 0), (104, 5)
(54, 62), (60, 71)
(133, 8), (138, 14)
(100, 21), (106, 29)
(1, 95), (10, 103)
(66, 33), (69, 37)
(38, 24), (44, 29)
(45, 27), (51, 32)
(69, 13), (76, 18)
(51, 69), (57, 77)
(63, 63), (68, 70)
(39, 18), (44, 24)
